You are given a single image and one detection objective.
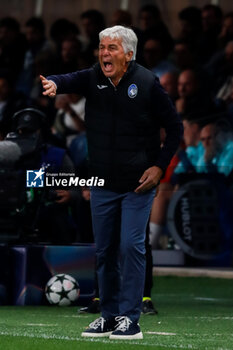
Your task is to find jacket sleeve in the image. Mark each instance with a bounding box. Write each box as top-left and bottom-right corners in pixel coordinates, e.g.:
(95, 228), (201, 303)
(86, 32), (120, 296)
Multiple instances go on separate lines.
(46, 68), (92, 96)
(151, 77), (183, 173)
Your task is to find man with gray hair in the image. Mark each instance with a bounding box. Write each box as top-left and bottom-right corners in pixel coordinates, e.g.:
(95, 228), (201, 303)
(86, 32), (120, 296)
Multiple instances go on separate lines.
(41, 25), (182, 340)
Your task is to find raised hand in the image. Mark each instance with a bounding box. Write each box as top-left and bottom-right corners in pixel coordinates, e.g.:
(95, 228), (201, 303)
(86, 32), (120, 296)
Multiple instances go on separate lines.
(40, 75), (57, 97)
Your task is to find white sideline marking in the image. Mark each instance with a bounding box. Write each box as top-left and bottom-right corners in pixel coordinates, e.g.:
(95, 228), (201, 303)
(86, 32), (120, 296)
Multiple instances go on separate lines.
(195, 297), (221, 301)
(147, 331), (233, 338)
(156, 294), (232, 302)
(57, 315), (88, 318)
(0, 330), (196, 348)
(167, 316), (233, 320)
(22, 314), (88, 319)
(156, 293), (194, 297)
(25, 323), (57, 327)
(146, 332), (177, 336)
(0, 330), (232, 350)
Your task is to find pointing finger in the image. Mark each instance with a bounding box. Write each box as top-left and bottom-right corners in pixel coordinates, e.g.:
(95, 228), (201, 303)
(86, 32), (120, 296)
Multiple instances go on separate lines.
(40, 75), (47, 82)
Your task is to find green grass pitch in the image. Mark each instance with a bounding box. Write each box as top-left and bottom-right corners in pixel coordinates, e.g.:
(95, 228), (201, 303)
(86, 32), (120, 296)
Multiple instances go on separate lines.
(1, 276), (233, 350)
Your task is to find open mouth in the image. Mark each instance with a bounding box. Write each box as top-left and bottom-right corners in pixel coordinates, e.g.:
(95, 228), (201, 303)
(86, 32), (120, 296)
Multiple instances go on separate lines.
(103, 62), (113, 72)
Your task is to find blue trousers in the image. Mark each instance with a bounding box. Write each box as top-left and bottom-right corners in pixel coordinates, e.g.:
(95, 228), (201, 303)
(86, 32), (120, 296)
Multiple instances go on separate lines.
(90, 187), (156, 322)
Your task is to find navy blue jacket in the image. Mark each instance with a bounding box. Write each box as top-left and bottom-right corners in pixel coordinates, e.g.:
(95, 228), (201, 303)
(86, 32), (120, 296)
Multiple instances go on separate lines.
(48, 61), (183, 191)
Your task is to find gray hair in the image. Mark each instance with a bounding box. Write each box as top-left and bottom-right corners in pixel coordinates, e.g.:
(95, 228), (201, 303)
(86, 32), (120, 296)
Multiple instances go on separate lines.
(99, 25), (138, 60)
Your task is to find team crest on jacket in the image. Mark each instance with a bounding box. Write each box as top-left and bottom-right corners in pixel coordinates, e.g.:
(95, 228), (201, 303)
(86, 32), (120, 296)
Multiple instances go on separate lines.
(128, 84), (138, 98)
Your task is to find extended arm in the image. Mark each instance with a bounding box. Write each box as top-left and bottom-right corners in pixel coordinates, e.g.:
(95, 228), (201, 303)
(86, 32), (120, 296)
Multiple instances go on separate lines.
(40, 69), (92, 97)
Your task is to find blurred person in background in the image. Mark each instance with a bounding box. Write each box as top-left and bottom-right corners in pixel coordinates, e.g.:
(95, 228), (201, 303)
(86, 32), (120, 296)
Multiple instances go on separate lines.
(137, 4), (173, 64)
(0, 72), (28, 138)
(80, 9), (106, 66)
(0, 17), (27, 81)
(174, 117), (204, 175)
(202, 4), (222, 34)
(16, 17), (55, 97)
(57, 38), (87, 73)
(53, 94), (85, 143)
(53, 93), (87, 170)
(198, 4), (223, 63)
(142, 37), (177, 78)
(214, 41), (233, 102)
(197, 121), (233, 176)
(26, 51), (58, 131)
(50, 18), (80, 57)
(160, 71), (178, 103)
(138, 4), (173, 47)
(177, 6), (202, 45)
(173, 39), (198, 71)
(218, 12), (233, 48)
(176, 69), (199, 115)
(176, 69), (213, 118)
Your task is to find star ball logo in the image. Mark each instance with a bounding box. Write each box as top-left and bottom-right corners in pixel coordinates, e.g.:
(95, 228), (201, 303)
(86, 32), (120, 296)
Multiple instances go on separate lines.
(26, 168), (45, 187)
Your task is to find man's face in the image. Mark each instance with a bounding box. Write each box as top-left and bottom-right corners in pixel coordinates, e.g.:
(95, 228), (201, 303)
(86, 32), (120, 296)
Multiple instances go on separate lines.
(178, 71), (198, 98)
(200, 124), (216, 150)
(99, 37), (133, 84)
(200, 124), (217, 161)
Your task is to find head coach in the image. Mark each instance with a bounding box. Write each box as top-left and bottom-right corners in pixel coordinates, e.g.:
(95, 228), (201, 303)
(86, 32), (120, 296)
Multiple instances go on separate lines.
(41, 25), (183, 340)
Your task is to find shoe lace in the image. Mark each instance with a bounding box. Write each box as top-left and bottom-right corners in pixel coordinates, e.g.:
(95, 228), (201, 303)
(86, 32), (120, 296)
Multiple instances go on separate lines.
(89, 317), (105, 330)
(115, 316), (132, 332)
